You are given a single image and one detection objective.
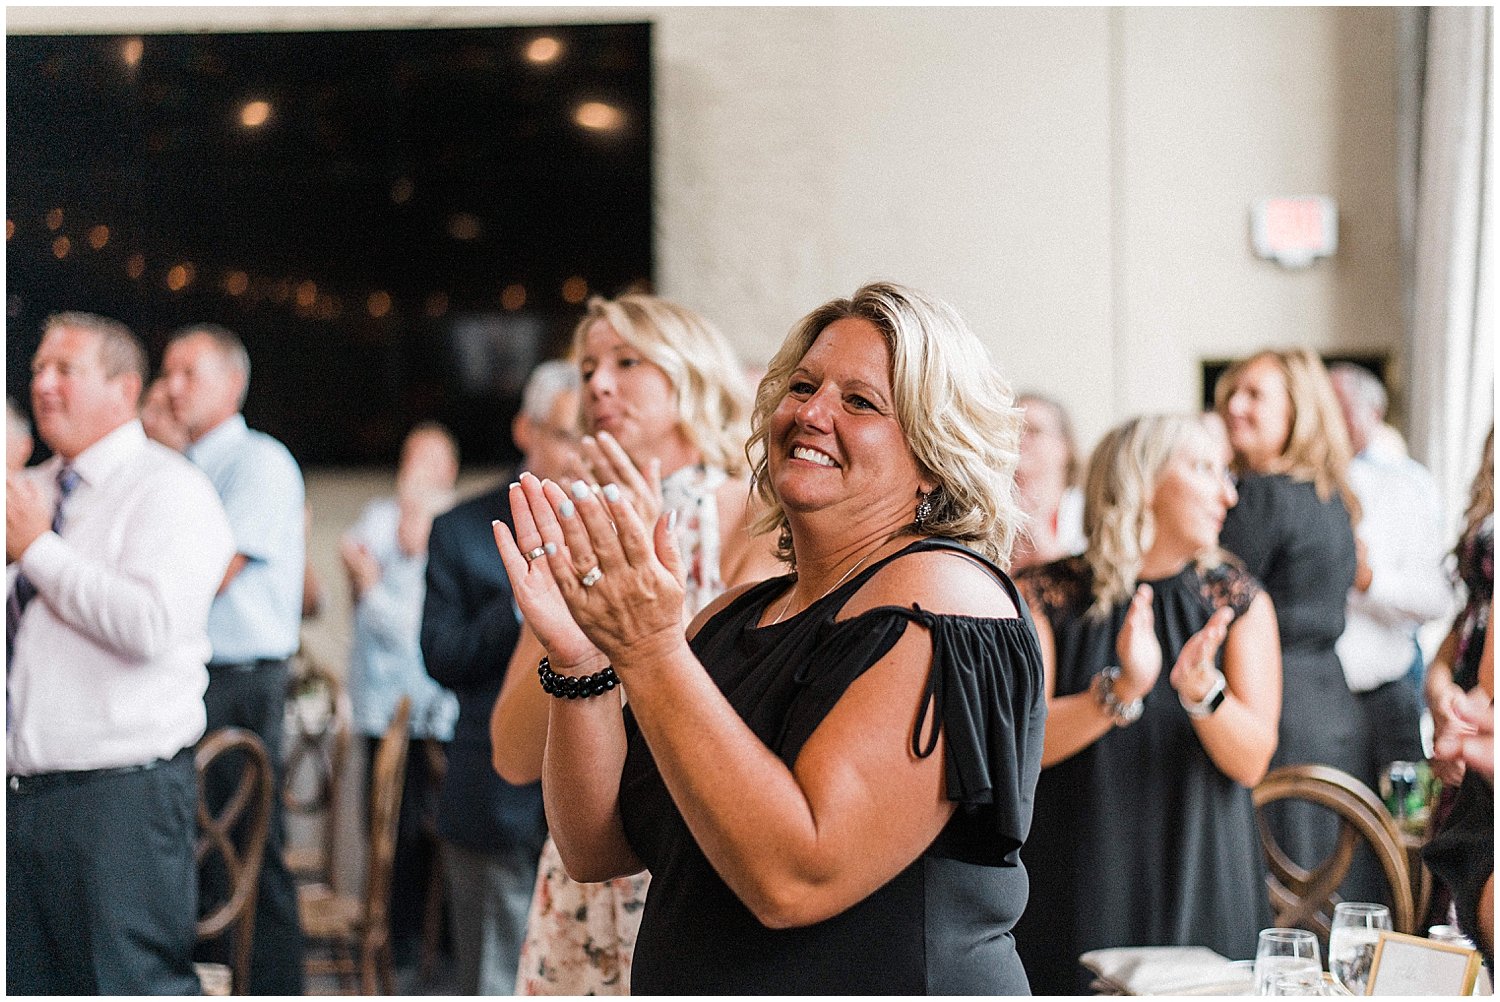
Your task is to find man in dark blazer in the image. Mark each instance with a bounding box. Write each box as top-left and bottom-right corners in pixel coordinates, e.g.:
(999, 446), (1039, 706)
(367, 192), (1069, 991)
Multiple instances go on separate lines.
(419, 360), (580, 994)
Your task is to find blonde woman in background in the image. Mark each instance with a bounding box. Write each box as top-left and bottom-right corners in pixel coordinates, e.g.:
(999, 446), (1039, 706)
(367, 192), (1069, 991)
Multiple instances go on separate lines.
(1013, 414), (1280, 994)
(1215, 348), (1364, 888)
(490, 294), (780, 995)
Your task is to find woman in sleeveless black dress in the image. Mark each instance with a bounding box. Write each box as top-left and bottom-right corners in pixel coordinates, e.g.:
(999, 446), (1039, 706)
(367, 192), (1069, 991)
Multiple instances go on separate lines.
(1013, 415), (1281, 994)
(491, 283), (1046, 993)
(1215, 349), (1361, 881)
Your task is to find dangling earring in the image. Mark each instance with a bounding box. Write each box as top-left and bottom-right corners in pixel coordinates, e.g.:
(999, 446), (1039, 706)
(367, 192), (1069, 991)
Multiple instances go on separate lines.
(777, 522), (794, 563)
(914, 489), (935, 527)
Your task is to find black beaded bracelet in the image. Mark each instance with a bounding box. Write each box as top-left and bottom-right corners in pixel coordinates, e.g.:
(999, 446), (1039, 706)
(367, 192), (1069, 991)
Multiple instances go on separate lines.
(537, 656), (619, 699)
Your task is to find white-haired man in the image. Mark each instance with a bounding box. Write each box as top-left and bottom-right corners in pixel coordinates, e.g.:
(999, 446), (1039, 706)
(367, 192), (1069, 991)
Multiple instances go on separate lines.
(1329, 363), (1452, 788)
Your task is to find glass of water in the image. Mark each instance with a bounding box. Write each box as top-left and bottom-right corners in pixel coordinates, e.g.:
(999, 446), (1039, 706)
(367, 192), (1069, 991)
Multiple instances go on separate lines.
(1329, 902), (1391, 995)
(1255, 928), (1322, 996)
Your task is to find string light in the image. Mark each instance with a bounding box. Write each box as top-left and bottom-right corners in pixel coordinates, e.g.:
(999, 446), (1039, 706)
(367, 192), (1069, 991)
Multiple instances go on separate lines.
(51, 236), (71, 260)
(239, 100), (272, 129)
(87, 225), (110, 250)
(367, 290), (392, 319)
(165, 262), (196, 291)
(126, 253), (146, 279)
(45, 208), (64, 231)
(447, 213), (482, 241)
(574, 102), (623, 132)
(295, 280), (318, 308)
(501, 283), (527, 311)
(526, 37), (562, 64)
(6, 220), (14, 241)
(561, 277), (587, 304)
(223, 270), (250, 296)
(424, 291), (450, 319)
(121, 37), (144, 70)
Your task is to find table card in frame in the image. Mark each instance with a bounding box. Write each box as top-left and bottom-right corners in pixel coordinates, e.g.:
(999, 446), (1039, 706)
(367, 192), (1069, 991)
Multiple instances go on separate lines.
(1366, 930), (1483, 995)
(1256, 928), (1322, 996)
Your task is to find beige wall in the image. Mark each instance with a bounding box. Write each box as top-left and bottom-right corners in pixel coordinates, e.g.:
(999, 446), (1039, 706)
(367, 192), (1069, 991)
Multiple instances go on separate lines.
(11, 3), (1406, 662)
(9, 5), (1402, 453)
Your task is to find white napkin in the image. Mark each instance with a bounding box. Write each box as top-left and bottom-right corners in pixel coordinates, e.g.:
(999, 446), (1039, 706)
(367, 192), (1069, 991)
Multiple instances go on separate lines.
(1079, 945), (1251, 995)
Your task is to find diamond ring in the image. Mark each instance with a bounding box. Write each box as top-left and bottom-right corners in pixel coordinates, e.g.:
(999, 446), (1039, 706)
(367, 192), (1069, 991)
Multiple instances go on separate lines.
(579, 566), (604, 588)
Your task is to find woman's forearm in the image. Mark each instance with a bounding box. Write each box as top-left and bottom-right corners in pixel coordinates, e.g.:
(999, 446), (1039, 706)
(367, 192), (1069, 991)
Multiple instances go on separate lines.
(542, 689), (643, 882)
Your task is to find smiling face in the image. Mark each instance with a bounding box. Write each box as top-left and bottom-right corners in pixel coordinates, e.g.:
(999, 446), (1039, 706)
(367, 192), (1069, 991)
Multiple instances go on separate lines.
(1149, 429), (1238, 562)
(1222, 355), (1293, 472)
(577, 319), (694, 470)
(767, 316), (932, 527)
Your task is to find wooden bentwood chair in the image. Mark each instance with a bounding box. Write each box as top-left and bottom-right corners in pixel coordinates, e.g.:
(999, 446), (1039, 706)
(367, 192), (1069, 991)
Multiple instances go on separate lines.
(1252, 763), (1416, 940)
(299, 696), (411, 994)
(195, 727), (275, 996)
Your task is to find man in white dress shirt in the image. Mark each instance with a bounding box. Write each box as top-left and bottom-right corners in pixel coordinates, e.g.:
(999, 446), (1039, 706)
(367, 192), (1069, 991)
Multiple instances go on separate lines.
(6, 312), (234, 994)
(1329, 363), (1453, 788)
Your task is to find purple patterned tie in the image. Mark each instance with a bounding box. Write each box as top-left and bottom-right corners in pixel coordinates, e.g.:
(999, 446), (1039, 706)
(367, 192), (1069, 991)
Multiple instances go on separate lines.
(6, 465), (80, 662)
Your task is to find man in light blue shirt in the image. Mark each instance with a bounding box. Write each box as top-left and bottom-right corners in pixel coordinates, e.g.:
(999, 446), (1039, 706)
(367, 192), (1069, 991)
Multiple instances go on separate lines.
(163, 323), (307, 994)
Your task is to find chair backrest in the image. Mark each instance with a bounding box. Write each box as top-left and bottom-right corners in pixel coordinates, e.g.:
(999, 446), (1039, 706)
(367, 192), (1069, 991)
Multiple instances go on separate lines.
(1252, 763), (1416, 938)
(196, 727), (274, 995)
(283, 649), (352, 889)
(363, 696), (412, 932)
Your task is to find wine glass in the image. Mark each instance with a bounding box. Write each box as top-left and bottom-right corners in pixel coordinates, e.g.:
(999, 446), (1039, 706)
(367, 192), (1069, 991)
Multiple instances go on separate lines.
(1329, 902), (1391, 995)
(1255, 928), (1321, 996)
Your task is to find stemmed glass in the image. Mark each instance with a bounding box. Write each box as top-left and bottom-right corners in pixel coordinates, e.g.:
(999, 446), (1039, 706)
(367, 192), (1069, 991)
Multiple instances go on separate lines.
(1328, 902), (1391, 995)
(1255, 928), (1322, 996)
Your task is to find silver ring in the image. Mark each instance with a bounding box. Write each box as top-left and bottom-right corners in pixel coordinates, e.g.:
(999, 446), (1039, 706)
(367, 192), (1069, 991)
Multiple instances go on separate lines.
(524, 546), (547, 562)
(579, 566), (603, 588)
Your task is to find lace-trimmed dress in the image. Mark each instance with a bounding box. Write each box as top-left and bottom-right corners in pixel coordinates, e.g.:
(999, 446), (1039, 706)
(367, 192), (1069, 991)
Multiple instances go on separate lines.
(618, 537), (1047, 994)
(1012, 556), (1270, 995)
(514, 465), (729, 996)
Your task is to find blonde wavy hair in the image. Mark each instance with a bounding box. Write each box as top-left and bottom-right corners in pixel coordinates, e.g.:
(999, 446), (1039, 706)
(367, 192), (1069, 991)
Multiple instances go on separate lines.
(570, 294), (752, 476)
(1082, 414), (1227, 616)
(1213, 347), (1362, 526)
(746, 281), (1024, 566)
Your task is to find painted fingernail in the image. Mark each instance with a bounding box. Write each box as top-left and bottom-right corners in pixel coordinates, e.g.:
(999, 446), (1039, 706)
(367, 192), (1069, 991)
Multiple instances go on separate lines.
(559, 499), (576, 518)
(571, 480), (590, 500)
(509, 482), (520, 491)
(544, 542), (557, 555)
(491, 519), (501, 528)
(668, 510), (678, 532)
(582, 435), (595, 447)
(602, 483), (620, 502)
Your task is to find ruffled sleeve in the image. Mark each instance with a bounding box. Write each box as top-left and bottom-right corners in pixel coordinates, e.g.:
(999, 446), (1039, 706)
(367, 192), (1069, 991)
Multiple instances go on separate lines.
(775, 604), (1047, 848)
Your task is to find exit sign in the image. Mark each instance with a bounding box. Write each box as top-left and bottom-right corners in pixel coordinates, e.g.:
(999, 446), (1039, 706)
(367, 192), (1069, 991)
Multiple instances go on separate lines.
(1251, 196), (1338, 268)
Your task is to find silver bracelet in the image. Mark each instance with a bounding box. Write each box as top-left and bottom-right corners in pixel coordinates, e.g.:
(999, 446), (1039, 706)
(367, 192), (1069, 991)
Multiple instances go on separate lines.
(1096, 665), (1144, 726)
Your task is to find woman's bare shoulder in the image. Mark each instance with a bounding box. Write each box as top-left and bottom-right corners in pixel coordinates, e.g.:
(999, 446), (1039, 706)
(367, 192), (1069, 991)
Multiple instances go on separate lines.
(839, 544), (1018, 622)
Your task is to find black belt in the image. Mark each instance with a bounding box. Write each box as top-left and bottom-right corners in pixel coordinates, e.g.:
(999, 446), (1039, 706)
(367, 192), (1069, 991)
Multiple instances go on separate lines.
(8, 746), (192, 795)
(207, 657), (286, 674)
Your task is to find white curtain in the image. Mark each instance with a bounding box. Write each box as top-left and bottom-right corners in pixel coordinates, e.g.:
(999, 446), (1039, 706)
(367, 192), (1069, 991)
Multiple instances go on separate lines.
(1405, 6), (1494, 533)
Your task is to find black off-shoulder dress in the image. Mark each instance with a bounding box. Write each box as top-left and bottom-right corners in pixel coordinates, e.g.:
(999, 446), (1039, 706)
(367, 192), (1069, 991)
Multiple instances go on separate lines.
(617, 537), (1047, 994)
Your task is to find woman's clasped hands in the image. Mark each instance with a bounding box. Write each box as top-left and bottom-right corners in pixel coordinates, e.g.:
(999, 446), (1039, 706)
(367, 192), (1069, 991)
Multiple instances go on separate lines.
(492, 471), (688, 677)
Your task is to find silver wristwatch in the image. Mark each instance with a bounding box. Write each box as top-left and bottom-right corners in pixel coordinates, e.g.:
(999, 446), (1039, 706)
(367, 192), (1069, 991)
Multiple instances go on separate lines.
(1096, 665), (1145, 726)
(1179, 668), (1228, 719)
